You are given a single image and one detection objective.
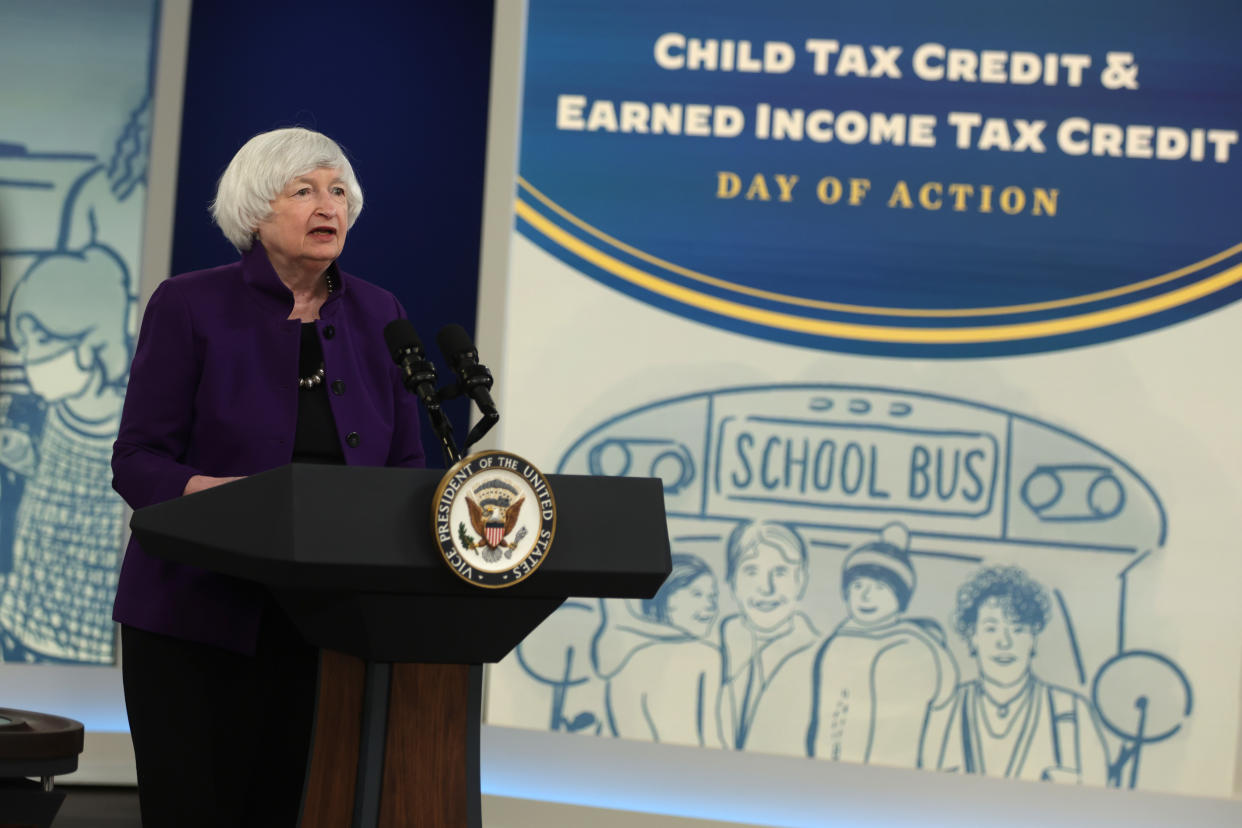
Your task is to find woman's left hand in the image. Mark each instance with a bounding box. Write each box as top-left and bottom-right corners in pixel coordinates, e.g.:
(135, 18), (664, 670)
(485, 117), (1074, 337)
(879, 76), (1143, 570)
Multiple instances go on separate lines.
(182, 474), (243, 496)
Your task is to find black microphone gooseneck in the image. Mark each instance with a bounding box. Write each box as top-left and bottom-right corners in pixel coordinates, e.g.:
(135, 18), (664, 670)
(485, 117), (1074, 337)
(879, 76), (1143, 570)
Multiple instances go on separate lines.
(435, 324), (500, 451)
(383, 320), (461, 466)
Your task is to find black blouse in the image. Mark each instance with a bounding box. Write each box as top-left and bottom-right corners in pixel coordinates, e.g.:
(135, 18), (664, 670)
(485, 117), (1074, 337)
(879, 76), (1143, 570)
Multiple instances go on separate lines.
(292, 322), (345, 465)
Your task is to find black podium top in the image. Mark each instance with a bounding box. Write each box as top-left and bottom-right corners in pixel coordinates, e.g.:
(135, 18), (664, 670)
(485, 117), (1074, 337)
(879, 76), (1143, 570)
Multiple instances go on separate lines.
(131, 464), (672, 662)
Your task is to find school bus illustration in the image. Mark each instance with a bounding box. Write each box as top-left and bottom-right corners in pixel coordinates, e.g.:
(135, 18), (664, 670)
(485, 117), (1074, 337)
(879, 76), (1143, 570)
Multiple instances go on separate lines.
(489, 384), (1189, 789)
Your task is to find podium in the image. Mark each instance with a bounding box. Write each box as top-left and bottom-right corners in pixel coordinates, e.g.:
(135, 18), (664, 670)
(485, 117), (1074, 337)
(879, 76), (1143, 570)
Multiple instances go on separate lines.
(130, 463), (670, 828)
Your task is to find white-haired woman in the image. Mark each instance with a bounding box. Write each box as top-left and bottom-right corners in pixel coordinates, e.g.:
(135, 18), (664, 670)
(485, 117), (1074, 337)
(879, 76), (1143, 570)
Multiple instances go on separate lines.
(111, 127), (425, 827)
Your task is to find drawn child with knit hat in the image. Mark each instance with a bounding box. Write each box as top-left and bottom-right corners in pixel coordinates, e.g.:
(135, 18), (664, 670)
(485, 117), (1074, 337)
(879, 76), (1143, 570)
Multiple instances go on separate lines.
(807, 522), (959, 767)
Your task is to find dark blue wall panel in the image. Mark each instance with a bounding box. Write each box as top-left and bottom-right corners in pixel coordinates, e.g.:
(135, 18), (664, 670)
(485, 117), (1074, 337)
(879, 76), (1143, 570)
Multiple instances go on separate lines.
(171, 0), (494, 465)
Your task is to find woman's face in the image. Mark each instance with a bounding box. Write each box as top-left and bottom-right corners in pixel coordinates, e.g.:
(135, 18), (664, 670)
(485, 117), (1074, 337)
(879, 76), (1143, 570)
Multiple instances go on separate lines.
(846, 575), (900, 627)
(731, 542), (804, 632)
(666, 573), (718, 638)
(256, 167), (349, 276)
(969, 597), (1037, 687)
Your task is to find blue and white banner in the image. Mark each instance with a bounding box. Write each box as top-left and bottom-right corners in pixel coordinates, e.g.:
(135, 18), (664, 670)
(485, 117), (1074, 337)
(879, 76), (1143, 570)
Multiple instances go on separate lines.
(0, 0), (160, 665)
(484, 0), (1242, 798)
(514, 0), (1242, 357)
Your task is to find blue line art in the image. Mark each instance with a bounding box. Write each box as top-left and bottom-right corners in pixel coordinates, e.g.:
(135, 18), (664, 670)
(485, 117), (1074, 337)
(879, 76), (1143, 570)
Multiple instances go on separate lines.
(1116, 549), (1152, 654)
(0, 180), (56, 191)
(515, 600), (603, 735)
(591, 557), (725, 747)
(896, 530), (1138, 556)
(1092, 650), (1192, 788)
(0, 150), (97, 162)
(847, 398), (871, 415)
(924, 567), (1112, 785)
(1053, 589), (1087, 686)
(808, 522), (959, 767)
(1021, 465), (1127, 522)
(911, 549), (984, 564)
(1119, 550), (1152, 579)
(663, 518), (1141, 557)
(493, 383), (1184, 789)
(717, 522), (819, 754)
(1092, 650), (1193, 744)
(700, 395), (714, 518)
(1000, 417), (1013, 540)
(554, 383), (1170, 548)
(711, 414), (734, 498)
(808, 539), (850, 550)
(588, 437), (696, 495)
(718, 416), (1000, 519)
(723, 493), (992, 519)
(0, 1), (159, 665)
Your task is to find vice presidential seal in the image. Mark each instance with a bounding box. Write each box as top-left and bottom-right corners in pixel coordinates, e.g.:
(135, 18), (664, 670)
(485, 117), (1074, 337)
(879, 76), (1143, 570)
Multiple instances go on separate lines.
(431, 451), (556, 588)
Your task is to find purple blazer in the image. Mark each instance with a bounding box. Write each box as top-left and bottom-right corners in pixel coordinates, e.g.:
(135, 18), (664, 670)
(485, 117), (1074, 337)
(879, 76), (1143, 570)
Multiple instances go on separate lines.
(111, 245), (425, 654)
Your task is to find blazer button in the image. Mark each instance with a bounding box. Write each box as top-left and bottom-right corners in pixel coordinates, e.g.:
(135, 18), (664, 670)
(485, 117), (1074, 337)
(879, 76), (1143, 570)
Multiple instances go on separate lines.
(331, 379), (346, 396)
(323, 325), (336, 339)
(346, 432), (360, 448)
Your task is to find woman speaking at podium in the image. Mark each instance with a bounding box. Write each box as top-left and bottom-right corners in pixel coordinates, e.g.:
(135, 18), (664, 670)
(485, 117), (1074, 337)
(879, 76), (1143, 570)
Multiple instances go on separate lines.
(111, 128), (425, 827)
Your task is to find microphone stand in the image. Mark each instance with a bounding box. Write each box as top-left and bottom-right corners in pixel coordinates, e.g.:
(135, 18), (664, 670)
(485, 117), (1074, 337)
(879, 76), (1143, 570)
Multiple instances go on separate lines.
(395, 347), (462, 466)
(390, 321), (499, 465)
(427, 403), (462, 467)
(433, 373), (498, 452)
(434, 325), (500, 453)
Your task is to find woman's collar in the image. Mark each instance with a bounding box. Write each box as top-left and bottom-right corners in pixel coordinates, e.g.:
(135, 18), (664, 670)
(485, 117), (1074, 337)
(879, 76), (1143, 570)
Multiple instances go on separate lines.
(241, 243), (347, 311)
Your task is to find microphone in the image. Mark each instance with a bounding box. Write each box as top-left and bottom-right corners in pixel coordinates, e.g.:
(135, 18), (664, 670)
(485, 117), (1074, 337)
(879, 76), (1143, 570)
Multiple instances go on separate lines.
(436, 325), (497, 417)
(384, 319), (462, 465)
(383, 320), (439, 410)
(436, 324), (499, 448)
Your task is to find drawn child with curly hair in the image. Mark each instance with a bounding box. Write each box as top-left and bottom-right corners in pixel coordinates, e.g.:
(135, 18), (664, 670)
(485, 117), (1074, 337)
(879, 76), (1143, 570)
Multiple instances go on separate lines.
(925, 566), (1111, 784)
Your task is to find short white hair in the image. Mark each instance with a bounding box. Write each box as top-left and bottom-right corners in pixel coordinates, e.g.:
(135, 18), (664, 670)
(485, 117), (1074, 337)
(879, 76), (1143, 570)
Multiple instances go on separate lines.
(210, 127), (364, 251)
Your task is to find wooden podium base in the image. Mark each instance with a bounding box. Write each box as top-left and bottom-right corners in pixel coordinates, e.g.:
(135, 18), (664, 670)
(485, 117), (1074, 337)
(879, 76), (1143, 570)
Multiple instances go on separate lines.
(300, 651), (482, 828)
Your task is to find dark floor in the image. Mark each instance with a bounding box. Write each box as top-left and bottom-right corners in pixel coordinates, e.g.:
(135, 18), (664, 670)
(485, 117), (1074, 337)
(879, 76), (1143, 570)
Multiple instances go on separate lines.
(53, 785), (141, 828)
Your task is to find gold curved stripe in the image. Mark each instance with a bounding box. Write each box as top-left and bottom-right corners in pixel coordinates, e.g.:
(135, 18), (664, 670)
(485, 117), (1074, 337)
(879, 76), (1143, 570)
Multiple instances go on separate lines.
(518, 177), (1242, 319)
(516, 197), (1242, 344)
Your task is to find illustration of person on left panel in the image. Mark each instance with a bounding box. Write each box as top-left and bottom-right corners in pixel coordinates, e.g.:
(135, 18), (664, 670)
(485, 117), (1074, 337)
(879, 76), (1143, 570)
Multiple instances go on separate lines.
(0, 1), (156, 664)
(0, 248), (132, 662)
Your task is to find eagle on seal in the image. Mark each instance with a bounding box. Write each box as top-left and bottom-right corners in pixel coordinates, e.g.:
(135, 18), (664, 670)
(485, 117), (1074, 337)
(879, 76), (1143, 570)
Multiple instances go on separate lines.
(466, 480), (524, 562)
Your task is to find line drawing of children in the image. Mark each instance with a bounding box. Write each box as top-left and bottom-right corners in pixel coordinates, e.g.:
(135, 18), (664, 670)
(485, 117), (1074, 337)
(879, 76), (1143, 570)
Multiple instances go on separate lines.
(592, 554), (726, 748)
(718, 521), (821, 754)
(806, 522), (958, 768)
(0, 245), (131, 662)
(925, 565), (1111, 784)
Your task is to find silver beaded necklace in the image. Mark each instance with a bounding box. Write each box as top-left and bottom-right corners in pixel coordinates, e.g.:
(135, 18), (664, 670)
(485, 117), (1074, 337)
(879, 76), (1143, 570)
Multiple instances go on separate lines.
(298, 364), (326, 390)
(297, 268), (338, 390)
